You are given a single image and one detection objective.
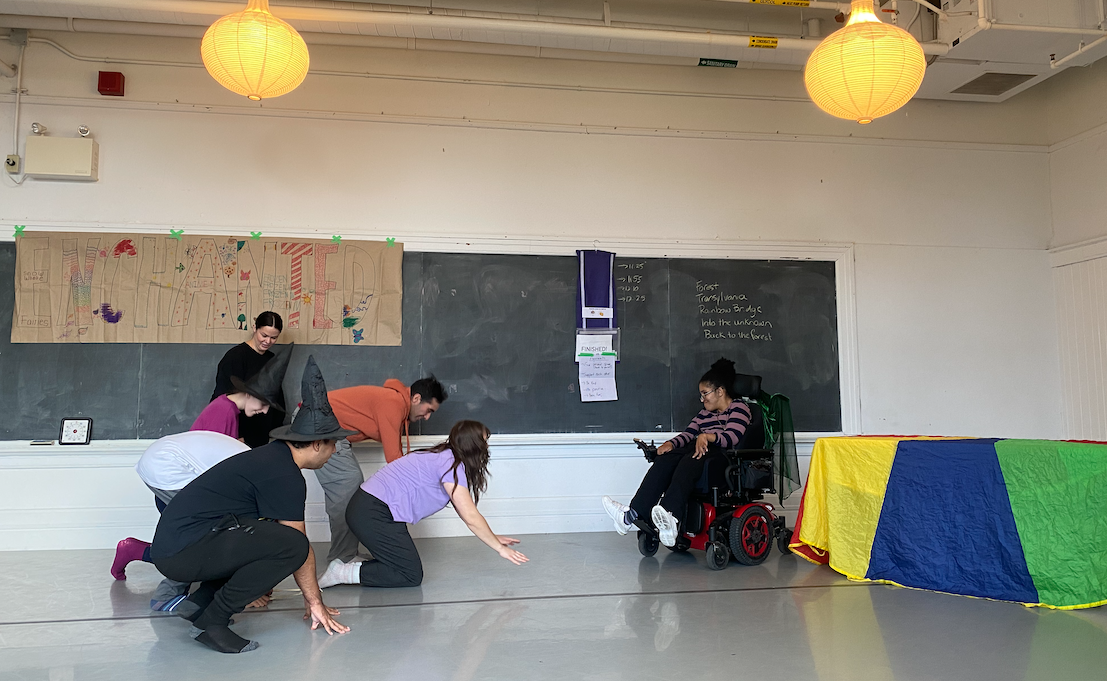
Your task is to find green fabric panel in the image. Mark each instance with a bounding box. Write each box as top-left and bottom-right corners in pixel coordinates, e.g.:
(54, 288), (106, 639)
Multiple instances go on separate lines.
(995, 440), (1107, 608)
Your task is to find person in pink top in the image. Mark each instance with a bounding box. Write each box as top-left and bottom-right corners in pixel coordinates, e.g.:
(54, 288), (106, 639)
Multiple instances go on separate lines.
(191, 343), (292, 439)
(316, 420), (528, 589)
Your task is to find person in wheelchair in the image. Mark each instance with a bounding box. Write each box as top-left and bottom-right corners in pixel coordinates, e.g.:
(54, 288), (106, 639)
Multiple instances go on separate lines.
(602, 357), (752, 547)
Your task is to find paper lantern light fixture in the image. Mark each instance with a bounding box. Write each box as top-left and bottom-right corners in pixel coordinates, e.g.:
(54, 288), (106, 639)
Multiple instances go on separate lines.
(201, 0), (309, 101)
(804, 0), (925, 124)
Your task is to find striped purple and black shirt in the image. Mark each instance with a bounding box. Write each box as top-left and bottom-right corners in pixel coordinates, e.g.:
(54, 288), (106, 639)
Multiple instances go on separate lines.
(669, 400), (752, 450)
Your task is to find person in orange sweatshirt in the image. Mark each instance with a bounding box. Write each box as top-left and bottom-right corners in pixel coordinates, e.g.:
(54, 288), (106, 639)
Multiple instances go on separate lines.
(319, 376), (448, 563)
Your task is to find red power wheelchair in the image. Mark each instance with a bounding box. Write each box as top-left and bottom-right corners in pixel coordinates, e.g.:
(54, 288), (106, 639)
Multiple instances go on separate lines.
(630, 376), (794, 569)
(632, 439), (793, 569)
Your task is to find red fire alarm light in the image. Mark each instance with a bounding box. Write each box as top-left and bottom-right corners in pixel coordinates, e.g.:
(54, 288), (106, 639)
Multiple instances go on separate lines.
(98, 71), (125, 97)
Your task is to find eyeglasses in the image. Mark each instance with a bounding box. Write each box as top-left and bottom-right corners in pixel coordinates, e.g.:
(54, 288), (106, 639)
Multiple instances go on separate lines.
(698, 387), (720, 401)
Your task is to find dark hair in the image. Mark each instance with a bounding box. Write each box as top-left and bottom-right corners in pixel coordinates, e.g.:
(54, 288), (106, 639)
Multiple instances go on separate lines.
(255, 311), (283, 332)
(700, 357), (737, 401)
(429, 420), (490, 504)
(411, 375), (448, 404)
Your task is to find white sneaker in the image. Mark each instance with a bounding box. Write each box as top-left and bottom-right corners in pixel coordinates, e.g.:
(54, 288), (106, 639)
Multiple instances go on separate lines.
(652, 505), (679, 547)
(317, 558), (357, 589)
(602, 496), (633, 535)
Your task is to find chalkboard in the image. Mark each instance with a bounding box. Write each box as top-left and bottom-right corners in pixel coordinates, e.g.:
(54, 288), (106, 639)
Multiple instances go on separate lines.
(0, 243), (840, 439)
(665, 258), (840, 431)
(417, 253), (673, 434)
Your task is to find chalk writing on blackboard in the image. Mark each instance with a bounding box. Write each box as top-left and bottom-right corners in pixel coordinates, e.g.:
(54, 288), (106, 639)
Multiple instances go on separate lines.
(696, 280), (774, 342)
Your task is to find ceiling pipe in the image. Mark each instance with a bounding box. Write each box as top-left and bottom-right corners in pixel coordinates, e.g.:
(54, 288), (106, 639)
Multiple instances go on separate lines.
(707, 0), (850, 12)
(0, 9), (950, 59)
(1050, 34), (1107, 69)
(0, 15), (205, 39)
(2, 18), (704, 68)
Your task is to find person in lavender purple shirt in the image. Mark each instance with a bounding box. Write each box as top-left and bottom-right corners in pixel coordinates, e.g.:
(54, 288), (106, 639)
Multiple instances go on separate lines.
(602, 358), (752, 548)
(316, 420), (528, 589)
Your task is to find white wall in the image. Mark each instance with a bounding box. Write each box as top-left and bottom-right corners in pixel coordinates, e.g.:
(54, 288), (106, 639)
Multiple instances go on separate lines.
(1050, 126), (1107, 249)
(0, 103), (1052, 248)
(1036, 60), (1107, 438)
(1053, 253), (1107, 440)
(856, 244), (1061, 437)
(0, 29), (1068, 549)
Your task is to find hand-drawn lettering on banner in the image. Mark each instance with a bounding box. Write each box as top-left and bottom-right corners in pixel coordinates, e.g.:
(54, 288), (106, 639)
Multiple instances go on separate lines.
(11, 232), (403, 345)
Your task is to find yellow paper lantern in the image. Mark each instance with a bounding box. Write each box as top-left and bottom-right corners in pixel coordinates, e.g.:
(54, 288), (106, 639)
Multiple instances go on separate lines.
(201, 0), (309, 101)
(804, 0), (925, 124)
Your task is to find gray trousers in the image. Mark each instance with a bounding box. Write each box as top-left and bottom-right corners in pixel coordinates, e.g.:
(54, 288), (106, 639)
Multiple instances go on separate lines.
(315, 438), (366, 563)
(145, 485), (192, 603)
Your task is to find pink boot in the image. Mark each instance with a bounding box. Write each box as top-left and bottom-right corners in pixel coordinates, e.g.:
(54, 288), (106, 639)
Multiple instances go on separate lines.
(111, 537), (150, 580)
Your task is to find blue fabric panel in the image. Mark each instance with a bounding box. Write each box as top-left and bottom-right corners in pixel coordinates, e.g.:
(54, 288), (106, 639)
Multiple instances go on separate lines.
(866, 439), (1039, 603)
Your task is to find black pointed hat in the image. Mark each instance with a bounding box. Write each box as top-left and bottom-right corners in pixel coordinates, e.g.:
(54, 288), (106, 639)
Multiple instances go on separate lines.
(231, 342), (293, 413)
(269, 356), (356, 442)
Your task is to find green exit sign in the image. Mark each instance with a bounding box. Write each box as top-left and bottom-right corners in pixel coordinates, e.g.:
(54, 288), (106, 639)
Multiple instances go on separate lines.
(698, 58), (738, 68)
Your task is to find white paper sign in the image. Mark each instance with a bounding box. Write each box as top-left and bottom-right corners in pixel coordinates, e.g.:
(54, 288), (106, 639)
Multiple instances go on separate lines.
(579, 355), (618, 402)
(583, 306), (614, 319)
(575, 332), (614, 362)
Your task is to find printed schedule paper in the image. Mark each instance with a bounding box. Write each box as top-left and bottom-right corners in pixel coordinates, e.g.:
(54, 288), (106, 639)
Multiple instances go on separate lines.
(578, 354), (617, 402)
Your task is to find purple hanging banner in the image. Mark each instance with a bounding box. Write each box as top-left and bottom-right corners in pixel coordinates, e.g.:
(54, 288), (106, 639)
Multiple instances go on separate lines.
(576, 249), (616, 329)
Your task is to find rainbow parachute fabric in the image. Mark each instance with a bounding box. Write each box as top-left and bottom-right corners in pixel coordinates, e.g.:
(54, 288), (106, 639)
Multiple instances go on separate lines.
(791, 437), (1107, 609)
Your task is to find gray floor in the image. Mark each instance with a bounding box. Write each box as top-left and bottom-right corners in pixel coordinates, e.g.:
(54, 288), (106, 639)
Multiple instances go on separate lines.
(2, 532), (1106, 680)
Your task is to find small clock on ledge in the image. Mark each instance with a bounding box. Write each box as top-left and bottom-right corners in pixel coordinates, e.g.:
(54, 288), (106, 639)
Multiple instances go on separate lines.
(59, 417), (93, 445)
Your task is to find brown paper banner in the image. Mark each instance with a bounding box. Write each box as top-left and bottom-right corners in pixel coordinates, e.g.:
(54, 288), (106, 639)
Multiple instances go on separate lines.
(11, 232), (403, 345)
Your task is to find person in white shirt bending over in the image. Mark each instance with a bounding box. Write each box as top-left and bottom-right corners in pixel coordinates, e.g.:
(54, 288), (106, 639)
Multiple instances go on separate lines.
(112, 431), (249, 611)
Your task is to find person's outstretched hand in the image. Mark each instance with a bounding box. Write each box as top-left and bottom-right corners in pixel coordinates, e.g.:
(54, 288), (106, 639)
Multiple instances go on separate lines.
(497, 546), (529, 565)
(496, 535), (521, 546)
(304, 600), (349, 634)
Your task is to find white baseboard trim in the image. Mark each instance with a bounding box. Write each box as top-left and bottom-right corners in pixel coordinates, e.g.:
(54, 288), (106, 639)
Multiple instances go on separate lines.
(0, 435), (816, 551)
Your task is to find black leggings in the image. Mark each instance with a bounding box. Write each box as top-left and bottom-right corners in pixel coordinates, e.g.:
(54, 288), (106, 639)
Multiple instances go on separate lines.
(345, 489), (424, 588)
(630, 445), (725, 528)
(153, 518), (309, 629)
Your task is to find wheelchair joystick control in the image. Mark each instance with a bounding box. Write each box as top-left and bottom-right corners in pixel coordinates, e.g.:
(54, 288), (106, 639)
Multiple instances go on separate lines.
(634, 438), (658, 463)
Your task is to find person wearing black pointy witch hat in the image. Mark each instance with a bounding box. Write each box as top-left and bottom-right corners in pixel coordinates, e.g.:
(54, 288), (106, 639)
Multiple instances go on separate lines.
(190, 343), (295, 441)
(230, 341), (293, 413)
(209, 311), (288, 448)
(150, 356), (355, 654)
(109, 344), (296, 606)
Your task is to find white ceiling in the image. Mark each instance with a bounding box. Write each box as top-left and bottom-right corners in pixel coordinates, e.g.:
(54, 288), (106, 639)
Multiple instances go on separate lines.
(2, 0), (1107, 101)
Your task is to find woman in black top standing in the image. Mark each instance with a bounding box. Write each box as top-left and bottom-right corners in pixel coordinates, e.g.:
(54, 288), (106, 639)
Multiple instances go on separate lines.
(211, 311), (286, 447)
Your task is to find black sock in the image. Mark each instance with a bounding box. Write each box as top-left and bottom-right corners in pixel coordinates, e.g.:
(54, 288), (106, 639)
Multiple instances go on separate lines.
(195, 625), (259, 654)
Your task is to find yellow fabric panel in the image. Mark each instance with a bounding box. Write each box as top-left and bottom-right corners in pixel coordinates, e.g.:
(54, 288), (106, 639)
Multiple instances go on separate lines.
(797, 437), (900, 580)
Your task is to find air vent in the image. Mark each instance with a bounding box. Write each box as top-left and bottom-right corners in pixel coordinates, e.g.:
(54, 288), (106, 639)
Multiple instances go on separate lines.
(951, 72), (1036, 96)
